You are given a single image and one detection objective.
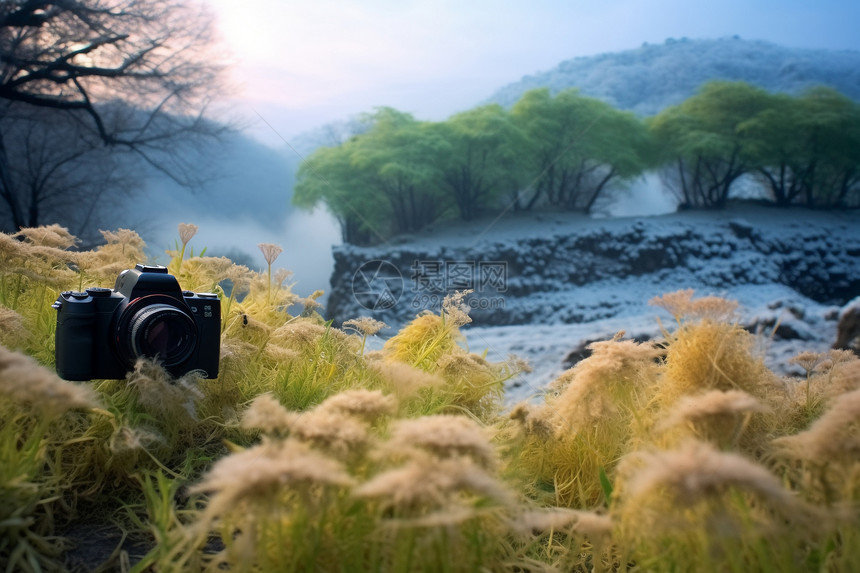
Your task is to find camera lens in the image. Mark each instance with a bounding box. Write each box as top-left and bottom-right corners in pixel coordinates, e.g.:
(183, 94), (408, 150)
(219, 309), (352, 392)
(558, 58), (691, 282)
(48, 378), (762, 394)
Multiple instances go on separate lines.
(127, 304), (196, 367)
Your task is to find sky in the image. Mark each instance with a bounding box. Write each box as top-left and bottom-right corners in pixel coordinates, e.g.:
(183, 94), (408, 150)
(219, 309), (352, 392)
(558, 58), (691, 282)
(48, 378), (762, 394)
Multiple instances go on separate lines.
(206, 0), (860, 147)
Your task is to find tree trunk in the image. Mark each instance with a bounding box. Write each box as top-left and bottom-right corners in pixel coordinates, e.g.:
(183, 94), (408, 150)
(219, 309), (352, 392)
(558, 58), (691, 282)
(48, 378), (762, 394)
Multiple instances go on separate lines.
(0, 130), (25, 231)
(758, 165), (787, 205)
(522, 185), (542, 210)
(583, 167), (616, 214)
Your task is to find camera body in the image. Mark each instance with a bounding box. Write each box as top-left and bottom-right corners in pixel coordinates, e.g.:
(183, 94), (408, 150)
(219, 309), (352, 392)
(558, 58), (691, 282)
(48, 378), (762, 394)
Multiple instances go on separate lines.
(54, 264), (220, 381)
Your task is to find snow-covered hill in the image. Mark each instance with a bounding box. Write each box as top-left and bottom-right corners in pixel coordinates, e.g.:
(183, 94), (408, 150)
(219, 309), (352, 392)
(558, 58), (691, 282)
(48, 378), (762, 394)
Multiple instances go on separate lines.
(326, 205), (860, 402)
(486, 37), (860, 115)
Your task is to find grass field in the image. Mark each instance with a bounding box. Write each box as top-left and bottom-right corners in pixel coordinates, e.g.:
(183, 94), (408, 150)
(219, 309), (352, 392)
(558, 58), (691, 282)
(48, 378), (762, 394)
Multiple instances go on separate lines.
(1, 223), (859, 572)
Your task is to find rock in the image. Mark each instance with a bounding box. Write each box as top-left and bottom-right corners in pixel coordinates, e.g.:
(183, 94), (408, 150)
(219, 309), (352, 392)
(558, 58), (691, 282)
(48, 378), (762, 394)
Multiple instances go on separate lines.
(325, 209), (860, 330)
(834, 296), (860, 352)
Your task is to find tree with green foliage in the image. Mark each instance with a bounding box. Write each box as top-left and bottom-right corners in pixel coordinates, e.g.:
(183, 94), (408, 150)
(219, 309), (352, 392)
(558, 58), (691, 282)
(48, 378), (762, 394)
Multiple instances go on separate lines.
(511, 88), (653, 213)
(736, 92), (807, 206)
(736, 87), (860, 209)
(430, 104), (527, 221)
(293, 142), (387, 246)
(650, 81), (772, 208)
(349, 108), (449, 234)
(792, 88), (860, 208)
(294, 108), (449, 244)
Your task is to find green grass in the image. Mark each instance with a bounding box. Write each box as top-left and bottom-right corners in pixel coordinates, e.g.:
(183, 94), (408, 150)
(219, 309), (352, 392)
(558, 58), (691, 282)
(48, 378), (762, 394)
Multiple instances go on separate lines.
(1, 224), (859, 572)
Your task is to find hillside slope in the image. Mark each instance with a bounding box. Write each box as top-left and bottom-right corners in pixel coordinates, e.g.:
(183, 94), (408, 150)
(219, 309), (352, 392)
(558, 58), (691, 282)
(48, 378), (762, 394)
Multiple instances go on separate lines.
(486, 37), (860, 114)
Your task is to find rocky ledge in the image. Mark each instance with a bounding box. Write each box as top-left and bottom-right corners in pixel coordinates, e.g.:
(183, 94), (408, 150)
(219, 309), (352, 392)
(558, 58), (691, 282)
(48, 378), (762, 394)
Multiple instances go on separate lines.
(326, 206), (860, 329)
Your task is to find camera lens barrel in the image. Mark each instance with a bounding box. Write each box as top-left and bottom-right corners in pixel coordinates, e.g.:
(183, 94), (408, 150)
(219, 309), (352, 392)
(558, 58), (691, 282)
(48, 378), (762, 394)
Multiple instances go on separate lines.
(123, 303), (197, 367)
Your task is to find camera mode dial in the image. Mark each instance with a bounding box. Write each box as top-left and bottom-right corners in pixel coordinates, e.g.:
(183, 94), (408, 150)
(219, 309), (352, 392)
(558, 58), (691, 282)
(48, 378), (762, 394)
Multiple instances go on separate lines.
(135, 264), (168, 274)
(86, 287), (112, 297)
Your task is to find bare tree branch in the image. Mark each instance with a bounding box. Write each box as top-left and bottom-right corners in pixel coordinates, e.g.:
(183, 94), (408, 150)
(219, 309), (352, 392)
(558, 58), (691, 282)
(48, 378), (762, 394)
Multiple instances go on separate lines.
(0, 0), (230, 231)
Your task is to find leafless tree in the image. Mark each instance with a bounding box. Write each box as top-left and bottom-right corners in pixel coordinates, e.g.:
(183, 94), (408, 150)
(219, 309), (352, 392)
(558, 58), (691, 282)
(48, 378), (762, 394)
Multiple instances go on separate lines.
(1, 105), (144, 242)
(0, 0), (229, 232)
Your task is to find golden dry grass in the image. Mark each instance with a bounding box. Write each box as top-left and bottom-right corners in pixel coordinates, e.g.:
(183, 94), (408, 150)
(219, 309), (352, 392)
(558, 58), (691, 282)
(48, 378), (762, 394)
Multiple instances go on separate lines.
(1, 227), (859, 573)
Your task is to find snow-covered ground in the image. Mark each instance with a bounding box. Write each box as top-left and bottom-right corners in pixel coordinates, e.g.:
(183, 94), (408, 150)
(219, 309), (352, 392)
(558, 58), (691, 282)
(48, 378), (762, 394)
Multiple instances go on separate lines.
(336, 204), (859, 404)
(465, 283), (841, 404)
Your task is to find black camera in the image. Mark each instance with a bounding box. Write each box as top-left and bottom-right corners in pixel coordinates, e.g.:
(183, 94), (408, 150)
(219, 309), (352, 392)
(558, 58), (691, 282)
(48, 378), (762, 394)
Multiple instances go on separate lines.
(53, 264), (221, 381)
